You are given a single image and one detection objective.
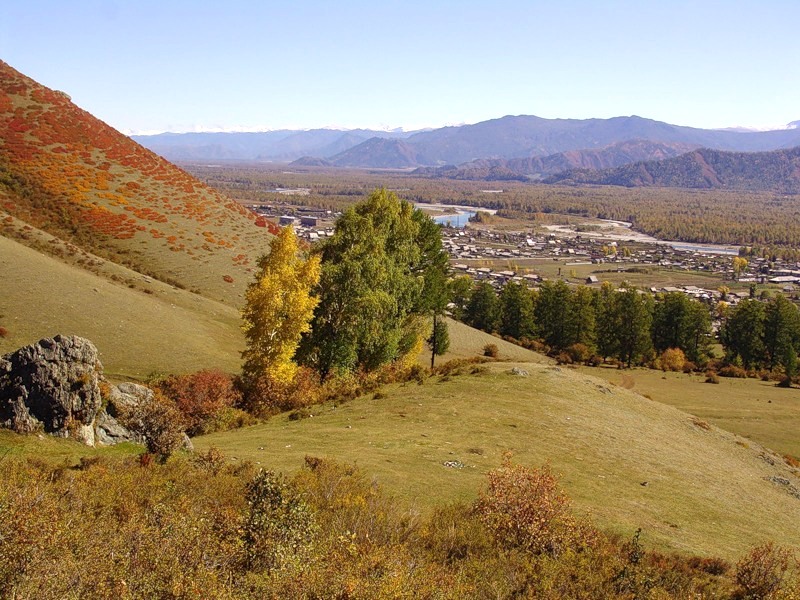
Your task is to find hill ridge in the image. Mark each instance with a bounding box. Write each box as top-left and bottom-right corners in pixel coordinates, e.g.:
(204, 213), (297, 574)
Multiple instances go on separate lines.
(544, 145), (800, 193)
(0, 60), (275, 305)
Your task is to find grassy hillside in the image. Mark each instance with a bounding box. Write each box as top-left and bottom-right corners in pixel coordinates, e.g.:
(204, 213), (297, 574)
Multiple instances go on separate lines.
(0, 229), (243, 380)
(579, 365), (800, 458)
(431, 317), (550, 364)
(0, 60), (275, 306)
(196, 360), (800, 560)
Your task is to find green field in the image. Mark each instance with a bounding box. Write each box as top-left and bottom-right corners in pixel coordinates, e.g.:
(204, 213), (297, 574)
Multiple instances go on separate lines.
(578, 365), (800, 458)
(0, 233), (244, 380)
(195, 359), (800, 560)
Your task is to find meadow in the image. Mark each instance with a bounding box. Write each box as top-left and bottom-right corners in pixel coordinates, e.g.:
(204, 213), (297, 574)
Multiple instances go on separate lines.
(195, 357), (800, 560)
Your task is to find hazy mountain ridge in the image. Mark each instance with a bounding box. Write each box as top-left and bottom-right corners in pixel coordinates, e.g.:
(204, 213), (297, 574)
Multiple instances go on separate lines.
(414, 140), (699, 180)
(544, 146), (800, 193)
(325, 137), (430, 169)
(133, 128), (418, 162)
(135, 115), (800, 171)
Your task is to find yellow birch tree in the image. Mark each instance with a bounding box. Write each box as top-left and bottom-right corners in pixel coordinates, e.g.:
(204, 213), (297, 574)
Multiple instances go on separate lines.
(241, 226), (320, 385)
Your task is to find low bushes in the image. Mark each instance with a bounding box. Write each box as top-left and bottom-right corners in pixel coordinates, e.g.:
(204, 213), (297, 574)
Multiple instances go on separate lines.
(153, 369), (245, 436)
(0, 453), (791, 598)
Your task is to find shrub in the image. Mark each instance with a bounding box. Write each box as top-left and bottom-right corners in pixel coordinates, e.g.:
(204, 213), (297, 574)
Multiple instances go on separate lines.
(682, 360), (697, 374)
(565, 343), (591, 364)
(483, 343), (499, 358)
(734, 542), (792, 600)
(687, 555), (731, 576)
(242, 470), (317, 571)
(660, 348), (686, 372)
(243, 367), (321, 417)
(119, 390), (187, 459)
(783, 454), (800, 469)
(155, 369), (242, 436)
(705, 372), (721, 384)
(555, 352), (573, 365)
(720, 365), (748, 379)
(588, 354), (604, 367)
(475, 456), (587, 556)
(0, 326), (8, 338)
(521, 337), (550, 354)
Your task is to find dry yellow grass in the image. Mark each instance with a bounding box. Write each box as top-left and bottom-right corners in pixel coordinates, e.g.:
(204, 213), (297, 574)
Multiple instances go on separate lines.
(0, 234), (244, 380)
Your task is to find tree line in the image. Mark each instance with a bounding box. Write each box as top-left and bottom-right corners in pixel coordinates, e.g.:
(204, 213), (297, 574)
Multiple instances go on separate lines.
(456, 277), (800, 382)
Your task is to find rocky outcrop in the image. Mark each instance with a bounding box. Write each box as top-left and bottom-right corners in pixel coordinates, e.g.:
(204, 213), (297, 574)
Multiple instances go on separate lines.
(95, 382), (152, 446)
(0, 335), (103, 445)
(1, 335), (194, 450)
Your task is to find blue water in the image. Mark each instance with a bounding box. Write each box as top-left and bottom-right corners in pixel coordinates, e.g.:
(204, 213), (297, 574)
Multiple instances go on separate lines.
(434, 211), (476, 227)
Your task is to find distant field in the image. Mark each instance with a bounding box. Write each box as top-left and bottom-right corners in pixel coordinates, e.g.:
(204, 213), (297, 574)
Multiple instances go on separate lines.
(578, 365), (800, 458)
(461, 257), (730, 289)
(196, 361), (800, 560)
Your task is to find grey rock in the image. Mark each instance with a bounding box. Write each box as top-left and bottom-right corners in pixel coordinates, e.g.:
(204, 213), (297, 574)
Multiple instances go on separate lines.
(95, 410), (142, 446)
(0, 335), (103, 445)
(510, 367), (529, 377)
(107, 382), (152, 417)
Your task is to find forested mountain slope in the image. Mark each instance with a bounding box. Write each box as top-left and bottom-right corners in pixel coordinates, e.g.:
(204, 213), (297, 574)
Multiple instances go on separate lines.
(545, 146), (800, 193)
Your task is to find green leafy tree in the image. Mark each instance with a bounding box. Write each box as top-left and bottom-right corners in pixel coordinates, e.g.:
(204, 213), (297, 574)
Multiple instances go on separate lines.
(534, 280), (572, 350)
(652, 293), (712, 363)
(763, 294), (800, 370)
(465, 281), (500, 333)
(613, 287), (654, 368)
(299, 189), (447, 377)
(566, 285), (597, 353)
(241, 226), (320, 386)
(721, 299), (766, 370)
(427, 314), (450, 368)
(447, 275), (473, 321)
(499, 281), (535, 340)
(595, 282), (619, 360)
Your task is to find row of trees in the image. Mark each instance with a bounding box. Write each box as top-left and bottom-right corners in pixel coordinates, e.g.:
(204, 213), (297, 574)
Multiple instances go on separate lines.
(721, 295), (800, 379)
(460, 276), (800, 380)
(459, 279), (713, 368)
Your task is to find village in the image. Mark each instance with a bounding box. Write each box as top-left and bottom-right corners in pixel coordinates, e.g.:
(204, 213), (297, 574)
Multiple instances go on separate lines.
(251, 202), (800, 309)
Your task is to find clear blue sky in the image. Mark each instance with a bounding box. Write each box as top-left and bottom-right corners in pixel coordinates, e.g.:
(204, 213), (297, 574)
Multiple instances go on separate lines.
(2, 0), (798, 133)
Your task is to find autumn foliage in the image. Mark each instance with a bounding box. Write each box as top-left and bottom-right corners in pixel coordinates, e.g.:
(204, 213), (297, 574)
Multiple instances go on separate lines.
(153, 369), (244, 436)
(475, 456), (586, 556)
(241, 226), (320, 386)
(0, 60), (272, 296)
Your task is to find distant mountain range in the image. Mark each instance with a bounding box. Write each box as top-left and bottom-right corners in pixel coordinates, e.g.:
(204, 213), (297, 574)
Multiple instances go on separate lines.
(133, 115), (800, 176)
(131, 128), (419, 162)
(543, 146), (800, 193)
(412, 140), (699, 181)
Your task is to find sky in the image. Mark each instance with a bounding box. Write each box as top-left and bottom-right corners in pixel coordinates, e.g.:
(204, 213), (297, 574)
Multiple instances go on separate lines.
(2, 0), (799, 134)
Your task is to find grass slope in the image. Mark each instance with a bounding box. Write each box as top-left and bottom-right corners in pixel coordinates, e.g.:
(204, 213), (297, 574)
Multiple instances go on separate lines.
(431, 317), (550, 364)
(197, 361), (800, 560)
(579, 366), (800, 458)
(0, 232), (243, 380)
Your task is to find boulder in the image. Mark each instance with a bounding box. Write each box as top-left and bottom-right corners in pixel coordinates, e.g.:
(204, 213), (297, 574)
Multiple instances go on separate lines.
(0, 335), (103, 445)
(94, 411), (142, 446)
(1, 336), (193, 452)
